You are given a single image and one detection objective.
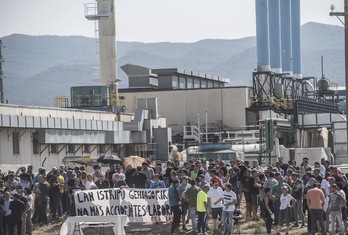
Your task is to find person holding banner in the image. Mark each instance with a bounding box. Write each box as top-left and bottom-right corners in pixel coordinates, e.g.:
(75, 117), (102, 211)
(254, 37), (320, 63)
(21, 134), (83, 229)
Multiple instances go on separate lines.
(149, 174), (166, 189)
(169, 179), (181, 234)
(197, 185), (210, 235)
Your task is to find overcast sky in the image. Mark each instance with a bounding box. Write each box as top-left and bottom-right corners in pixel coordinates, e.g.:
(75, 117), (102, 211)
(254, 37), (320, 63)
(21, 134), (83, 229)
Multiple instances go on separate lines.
(0, 0), (344, 42)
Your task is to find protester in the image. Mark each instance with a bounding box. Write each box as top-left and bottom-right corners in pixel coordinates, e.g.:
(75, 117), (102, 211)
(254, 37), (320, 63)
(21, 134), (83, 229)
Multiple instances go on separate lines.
(9, 193), (25, 235)
(168, 179), (181, 234)
(307, 183), (327, 235)
(329, 184), (346, 235)
(207, 180), (224, 232)
(178, 176), (190, 231)
(184, 179), (201, 233)
(221, 183), (237, 235)
(149, 173), (166, 189)
(275, 187), (296, 235)
(197, 185), (210, 235)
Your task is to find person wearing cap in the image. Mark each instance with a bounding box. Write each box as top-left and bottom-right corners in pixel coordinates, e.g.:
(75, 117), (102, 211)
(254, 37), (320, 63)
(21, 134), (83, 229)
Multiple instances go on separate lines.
(9, 192), (25, 235)
(183, 179), (201, 233)
(275, 186), (296, 235)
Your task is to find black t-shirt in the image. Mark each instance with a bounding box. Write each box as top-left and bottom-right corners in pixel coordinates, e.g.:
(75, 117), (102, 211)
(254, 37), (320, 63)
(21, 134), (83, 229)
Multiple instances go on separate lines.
(237, 165), (248, 181)
(114, 180), (127, 188)
(249, 176), (260, 195)
(291, 180), (303, 199)
(19, 173), (32, 186)
(50, 175), (59, 194)
(241, 175), (251, 192)
(9, 199), (25, 220)
(280, 163), (289, 173)
(130, 172), (147, 188)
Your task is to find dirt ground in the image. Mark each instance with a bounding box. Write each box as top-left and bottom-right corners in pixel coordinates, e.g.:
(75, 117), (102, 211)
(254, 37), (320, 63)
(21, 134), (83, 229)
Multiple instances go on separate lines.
(32, 217), (310, 235)
(32, 200), (312, 235)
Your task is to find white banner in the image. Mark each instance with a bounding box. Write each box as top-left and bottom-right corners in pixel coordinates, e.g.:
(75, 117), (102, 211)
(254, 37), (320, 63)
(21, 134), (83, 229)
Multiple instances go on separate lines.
(74, 188), (173, 223)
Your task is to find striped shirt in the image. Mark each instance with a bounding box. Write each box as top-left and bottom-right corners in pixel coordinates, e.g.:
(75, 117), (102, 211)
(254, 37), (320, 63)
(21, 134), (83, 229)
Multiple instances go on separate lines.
(222, 190), (237, 212)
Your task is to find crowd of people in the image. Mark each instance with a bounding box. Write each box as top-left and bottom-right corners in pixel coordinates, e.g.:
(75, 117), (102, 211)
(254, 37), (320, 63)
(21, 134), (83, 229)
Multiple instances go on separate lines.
(0, 156), (347, 235)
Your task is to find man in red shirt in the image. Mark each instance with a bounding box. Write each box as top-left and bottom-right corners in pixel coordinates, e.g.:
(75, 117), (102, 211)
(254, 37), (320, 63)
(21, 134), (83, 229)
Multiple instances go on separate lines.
(209, 169), (222, 188)
(307, 183), (327, 235)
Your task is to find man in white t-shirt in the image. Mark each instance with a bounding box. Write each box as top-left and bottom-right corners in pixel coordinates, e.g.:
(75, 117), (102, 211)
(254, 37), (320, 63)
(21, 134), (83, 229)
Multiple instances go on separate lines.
(221, 183), (237, 235)
(320, 173), (331, 197)
(207, 180), (224, 232)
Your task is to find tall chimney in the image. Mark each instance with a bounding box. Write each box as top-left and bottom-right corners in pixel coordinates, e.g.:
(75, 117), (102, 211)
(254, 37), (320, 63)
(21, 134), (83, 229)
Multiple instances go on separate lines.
(97, 0), (118, 106)
(280, 0), (293, 75)
(255, 0), (271, 72)
(268, 0), (282, 73)
(291, 0), (302, 78)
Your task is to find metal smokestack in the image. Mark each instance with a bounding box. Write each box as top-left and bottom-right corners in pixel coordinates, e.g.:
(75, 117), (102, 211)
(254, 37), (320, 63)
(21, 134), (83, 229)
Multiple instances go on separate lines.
(255, 0), (271, 72)
(268, 0), (282, 73)
(291, 0), (302, 78)
(281, 0), (293, 75)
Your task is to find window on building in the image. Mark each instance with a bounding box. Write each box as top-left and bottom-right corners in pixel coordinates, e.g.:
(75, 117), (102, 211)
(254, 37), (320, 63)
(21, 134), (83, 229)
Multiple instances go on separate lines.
(179, 76), (186, 89)
(67, 144), (75, 154)
(213, 82), (220, 87)
(187, 77), (193, 89)
(12, 132), (20, 154)
(50, 144), (58, 154)
(194, 78), (200, 88)
(83, 144), (90, 153)
(207, 81), (213, 88)
(32, 132), (39, 154)
(201, 80), (207, 88)
(98, 145), (105, 154)
(172, 76), (179, 89)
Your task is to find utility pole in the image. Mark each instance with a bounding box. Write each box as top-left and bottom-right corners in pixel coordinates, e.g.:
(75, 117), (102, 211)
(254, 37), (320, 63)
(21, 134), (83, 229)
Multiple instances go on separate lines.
(330, 1), (348, 157)
(0, 40), (4, 103)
